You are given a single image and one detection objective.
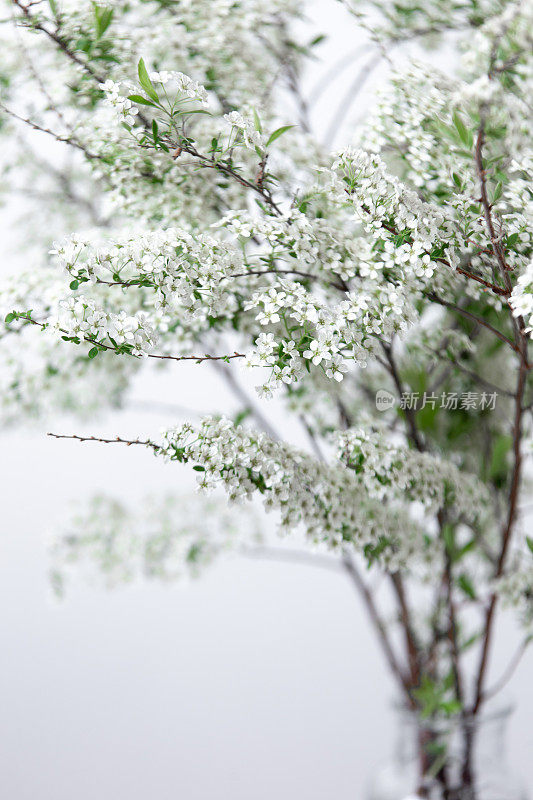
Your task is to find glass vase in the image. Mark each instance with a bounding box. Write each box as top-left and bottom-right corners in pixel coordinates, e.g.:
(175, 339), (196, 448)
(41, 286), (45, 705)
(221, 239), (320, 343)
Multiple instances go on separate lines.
(367, 704), (528, 800)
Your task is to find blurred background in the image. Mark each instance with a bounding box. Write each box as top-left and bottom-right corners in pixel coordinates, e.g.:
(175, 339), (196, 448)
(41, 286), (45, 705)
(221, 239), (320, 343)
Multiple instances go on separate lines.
(1, 2), (531, 798)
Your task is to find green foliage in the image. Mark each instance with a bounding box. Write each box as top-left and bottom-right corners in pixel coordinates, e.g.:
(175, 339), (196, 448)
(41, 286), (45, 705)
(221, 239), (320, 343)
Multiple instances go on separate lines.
(413, 674), (462, 719)
(137, 58), (159, 103)
(93, 4), (114, 39)
(266, 125), (295, 147)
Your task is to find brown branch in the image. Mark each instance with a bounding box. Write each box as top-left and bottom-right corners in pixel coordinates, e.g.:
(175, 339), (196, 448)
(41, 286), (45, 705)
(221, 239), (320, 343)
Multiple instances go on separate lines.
(47, 432), (159, 449)
(12, 0), (105, 83)
(359, 206), (509, 297)
(17, 315), (246, 364)
(472, 358), (528, 712)
(381, 340), (425, 451)
(176, 141), (283, 215)
(390, 572), (421, 689)
(146, 350), (245, 364)
(471, 117), (530, 713)
(342, 554), (415, 706)
(482, 637), (531, 702)
(425, 292), (518, 352)
(96, 268), (347, 293)
(0, 102), (103, 161)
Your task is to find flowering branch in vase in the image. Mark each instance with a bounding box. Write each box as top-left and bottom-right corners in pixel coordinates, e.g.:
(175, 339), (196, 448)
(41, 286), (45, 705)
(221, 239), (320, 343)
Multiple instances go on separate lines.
(1, 0), (532, 796)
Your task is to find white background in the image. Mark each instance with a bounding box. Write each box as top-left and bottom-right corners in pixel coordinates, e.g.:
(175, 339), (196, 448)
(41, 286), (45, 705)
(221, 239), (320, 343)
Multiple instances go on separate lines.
(1, 2), (532, 798)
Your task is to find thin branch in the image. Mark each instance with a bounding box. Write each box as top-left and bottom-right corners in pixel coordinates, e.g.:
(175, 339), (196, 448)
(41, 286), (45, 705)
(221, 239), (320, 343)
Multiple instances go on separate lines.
(210, 360), (280, 440)
(12, 0), (105, 83)
(390, 572), (421, 688)
(147, 350), (245, 364)
(472, 357), (528, 712)
(381, 340), (425, 452)
(97, 268), (347, 294)
(425, 292), (518, 352)
(323, 53), (381, 148)
(342, 553), (415, 706)
(472, 120), (530, 713)
(425, 345), (514, 398)
(19, 314), (246, 363)
(240, 545), (344, 573)
(483, 637), (531, 702)
(174, 140), (283, 216)
(0, 102), (102, 161)
(47, 432), (158, 449)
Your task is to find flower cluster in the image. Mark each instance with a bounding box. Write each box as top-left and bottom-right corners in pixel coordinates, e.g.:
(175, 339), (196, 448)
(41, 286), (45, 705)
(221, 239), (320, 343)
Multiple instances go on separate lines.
(224, 111), (266, 151)
(336, 428), (491, 529)
(157, 417), (430, 570)
(244, 277), (415, 396)
(100, 79), (140, 127)
(49, 492), (261, 595)
(495, 556), (533, 629)
(148, 71), (209, 105)
(510, 258), (533, 336)
(329, 149), (459, 276)
(49, 296), (157, 357)
(52, 226), (243, 321)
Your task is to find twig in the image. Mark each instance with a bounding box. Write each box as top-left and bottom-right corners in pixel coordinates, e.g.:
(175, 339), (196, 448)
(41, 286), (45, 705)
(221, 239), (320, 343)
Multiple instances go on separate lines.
(12, 0), (105, 83)
(472, 357), (528, 712)
(47, 432), (158, 449)
(425, 345), (514, 398)
(472, 120), (530, 713)
(425, 292), (518, 352)
(323, 53), (381, 148)
(483, 637), (531, 702)
(381, 340), (425, 451)
(19, 314), (246, 363)
(342, 553), (415, 705)
(210, 360), (280, 440)
(0, 102), (102, 161)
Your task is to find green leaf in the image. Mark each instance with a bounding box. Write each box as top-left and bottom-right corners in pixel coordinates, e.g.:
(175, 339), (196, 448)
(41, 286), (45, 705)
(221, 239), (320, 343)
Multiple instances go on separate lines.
(192, 465), (205, 472)
(127, 94), (156, 107)
(152, 118), (159, 143)
(492, 181), (503, 203)
(181, 108), (212, 117)
(526, 537), (533, 555)
(137, 58), (159, 103)
(452, 111), (470, 147)
(94, 6), (113, 39)
(440, 699), (462, 716)
(457, 574), (476, 600)
(253, 108), (262, 134)
(234, 408), (252, 426)
(266, 125), (295, 147)
(87, 347), (99, 359)
(69, 280), (79, 291)
(48, 0), (58, 14)
(4, 312), (16, 324)
(488, 434), (512, 483)
(442, 523), (455, 558)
